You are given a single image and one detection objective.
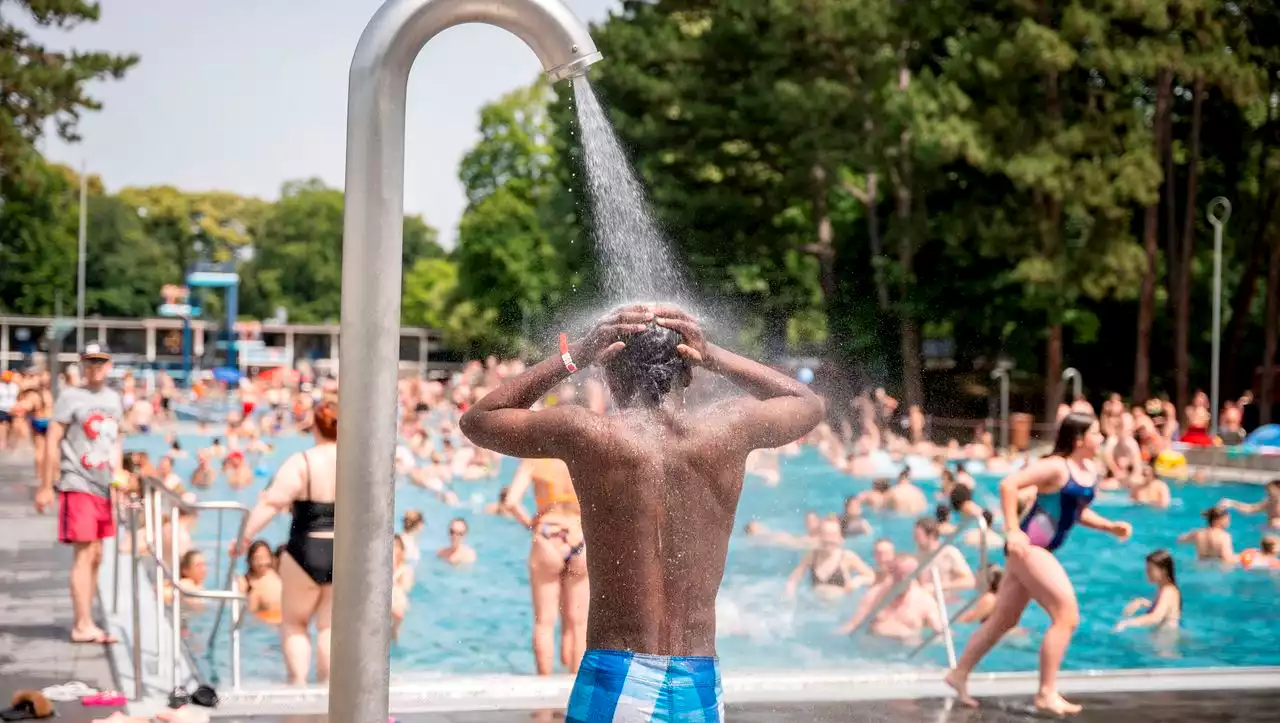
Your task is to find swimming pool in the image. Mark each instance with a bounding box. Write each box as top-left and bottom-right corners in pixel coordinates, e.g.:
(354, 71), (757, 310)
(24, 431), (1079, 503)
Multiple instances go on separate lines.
(127, 430), (1280, 683)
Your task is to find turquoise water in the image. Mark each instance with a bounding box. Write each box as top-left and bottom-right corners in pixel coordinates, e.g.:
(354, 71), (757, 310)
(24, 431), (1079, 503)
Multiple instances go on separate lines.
(127, 431), (1280, 683)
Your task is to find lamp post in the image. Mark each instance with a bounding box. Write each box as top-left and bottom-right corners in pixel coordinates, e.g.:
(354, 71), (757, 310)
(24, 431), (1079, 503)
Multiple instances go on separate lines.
(1208, 197), (1231, 438)
(991, 365), (1010, 451)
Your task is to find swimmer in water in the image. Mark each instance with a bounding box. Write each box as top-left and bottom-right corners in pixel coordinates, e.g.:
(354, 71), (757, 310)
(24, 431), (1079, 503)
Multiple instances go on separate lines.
(1217, 479), (1280, 530)
(945, 413), (1133, 716)
(436, 517), (476, 566)
(502, 458), (589, 675)
(885, 468), (927, 515)
(1177, 507), (1235, 563)
(1239, 535), (1280, 570)
(460, 304), (823, 722)
(1129, 465), (1171, 509)
(857, 478), (893, 511)
(784, 518), (873, 600)
(840, 496), (873, 538)
(1115, 549), (1181, 631)
(238, 540), (283, 625)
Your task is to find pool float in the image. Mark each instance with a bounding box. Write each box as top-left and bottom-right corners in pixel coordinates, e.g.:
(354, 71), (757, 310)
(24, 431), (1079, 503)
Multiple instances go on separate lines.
(1153, 450), (1187, 477)
(1245, 424), (1280, 448)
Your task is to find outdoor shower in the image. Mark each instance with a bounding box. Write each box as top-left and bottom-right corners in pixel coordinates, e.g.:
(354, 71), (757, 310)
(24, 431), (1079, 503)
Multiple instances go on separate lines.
(332, 1), (601, 721)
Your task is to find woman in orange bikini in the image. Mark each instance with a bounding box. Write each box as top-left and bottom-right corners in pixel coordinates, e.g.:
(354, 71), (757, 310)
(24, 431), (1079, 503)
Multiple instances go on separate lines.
(502, 457), (589, 675)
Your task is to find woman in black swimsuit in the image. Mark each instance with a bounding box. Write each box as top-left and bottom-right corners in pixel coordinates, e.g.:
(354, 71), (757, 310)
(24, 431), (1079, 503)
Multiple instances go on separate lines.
(233, 401), (338, 684)
(784, 518), (874, 600)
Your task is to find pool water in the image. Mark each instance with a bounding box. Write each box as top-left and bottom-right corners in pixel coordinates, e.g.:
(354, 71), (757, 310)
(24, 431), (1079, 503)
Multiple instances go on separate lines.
(128, 431), (1280, 683)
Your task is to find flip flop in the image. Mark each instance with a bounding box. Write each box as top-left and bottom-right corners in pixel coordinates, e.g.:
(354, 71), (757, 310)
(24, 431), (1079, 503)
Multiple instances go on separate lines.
(81, 692), (127, 707)
(40, 681), (95, 702)
(2, 691), (53, 721)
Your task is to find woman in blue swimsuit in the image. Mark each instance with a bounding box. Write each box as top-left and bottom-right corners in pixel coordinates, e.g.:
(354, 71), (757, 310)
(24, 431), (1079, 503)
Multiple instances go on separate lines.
(946, 413), (1133, 716)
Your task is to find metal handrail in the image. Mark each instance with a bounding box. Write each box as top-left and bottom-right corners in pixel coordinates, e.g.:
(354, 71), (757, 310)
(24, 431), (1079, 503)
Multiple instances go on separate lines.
(846, 513), (991, 643)
(114, 474), (250, 697)
(908, 515), (996, 661)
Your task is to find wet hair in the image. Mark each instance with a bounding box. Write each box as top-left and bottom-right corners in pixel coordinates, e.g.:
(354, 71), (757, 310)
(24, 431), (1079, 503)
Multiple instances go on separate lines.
(915, 517), (940, 539)
(872, 478), (891, 493)
(1262, 536), (1278, 555)
(935, 504), (951, 523)
(1051, 412), (1096, 457)
(449, 517), (469, 534)
(245, 540), (272, 572)
(955, 462), (967, 474)
(897, 467), (910, 482)
(314, 401), (338, 440)
(402, 509), (425, 534)
(602, 323), (690, 409)
(179, 549), (204, 577)
(949, 483), (973, 511)
(981, 508), (995, 527)
(1145, 550), (1179, 607)
(1204, 507), (1228, 526)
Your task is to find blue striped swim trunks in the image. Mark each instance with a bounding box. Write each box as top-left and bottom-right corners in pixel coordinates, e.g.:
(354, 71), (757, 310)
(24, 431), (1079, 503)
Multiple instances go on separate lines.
(566, 649), (723, 723)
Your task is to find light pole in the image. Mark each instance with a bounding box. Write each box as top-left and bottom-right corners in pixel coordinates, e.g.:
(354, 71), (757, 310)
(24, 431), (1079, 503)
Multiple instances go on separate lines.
(991, 365), (1010, 451)
(76, 161), (88, 350)
(1208, 197), (1232, 438)
(1062, 367), (1082, 403)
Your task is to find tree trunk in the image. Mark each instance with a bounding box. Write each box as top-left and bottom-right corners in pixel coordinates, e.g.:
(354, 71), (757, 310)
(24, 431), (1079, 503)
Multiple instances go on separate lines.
(841, 174), (889, 310)
(892, 52), (923, 408)
(808, 163), (837, 301)
(1045, 324), (1064, 423)
(1261, 240), (1280, 425)
(1224, 73), (1277, 392)
(1135, 68), (1173, 403)
(895, 160), (923, 408)
(1223, 190), (1278, 390)
(1175, 76), (1205, 423)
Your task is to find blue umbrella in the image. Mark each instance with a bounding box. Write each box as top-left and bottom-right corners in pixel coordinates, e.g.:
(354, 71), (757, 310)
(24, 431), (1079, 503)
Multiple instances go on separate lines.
(212, 367), (241, 385)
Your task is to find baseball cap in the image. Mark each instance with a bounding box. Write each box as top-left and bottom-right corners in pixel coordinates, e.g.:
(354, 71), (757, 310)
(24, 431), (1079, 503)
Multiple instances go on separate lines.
(81, 341), (111, 361)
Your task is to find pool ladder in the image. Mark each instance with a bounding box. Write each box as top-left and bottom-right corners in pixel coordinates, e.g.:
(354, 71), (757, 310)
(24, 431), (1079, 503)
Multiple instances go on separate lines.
(844, 513), (992, 668)
(111, 477), (250, 700)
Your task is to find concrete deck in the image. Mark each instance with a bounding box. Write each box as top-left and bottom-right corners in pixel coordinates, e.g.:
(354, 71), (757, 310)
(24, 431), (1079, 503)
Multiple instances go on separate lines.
(0, 451), (124, 721)
(206, 688), (1280, 722)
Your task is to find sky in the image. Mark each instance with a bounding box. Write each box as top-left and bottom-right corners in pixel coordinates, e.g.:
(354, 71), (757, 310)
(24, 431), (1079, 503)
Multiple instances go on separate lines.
(37, 0), (619, 247)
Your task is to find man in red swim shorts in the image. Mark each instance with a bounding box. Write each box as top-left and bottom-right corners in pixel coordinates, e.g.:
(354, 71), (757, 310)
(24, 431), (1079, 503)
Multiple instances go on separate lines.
(34, 341), (124, 644)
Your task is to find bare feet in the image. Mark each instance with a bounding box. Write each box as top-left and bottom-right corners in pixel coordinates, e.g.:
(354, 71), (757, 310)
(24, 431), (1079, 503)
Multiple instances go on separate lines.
(1034, 691), (1083, 716)
(944, 669), (979, 708)
(71, 626), (119, 644)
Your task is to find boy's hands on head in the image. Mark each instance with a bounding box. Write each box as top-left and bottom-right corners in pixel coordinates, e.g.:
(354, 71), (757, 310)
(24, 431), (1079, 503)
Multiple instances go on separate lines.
(652, 305), (709, 367)
(577, 304), (653, 367)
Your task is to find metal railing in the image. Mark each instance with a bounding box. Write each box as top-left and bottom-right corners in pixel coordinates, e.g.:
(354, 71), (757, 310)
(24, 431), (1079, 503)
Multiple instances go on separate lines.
(846, 513), (991, 667)
(113, 476), (250, 699)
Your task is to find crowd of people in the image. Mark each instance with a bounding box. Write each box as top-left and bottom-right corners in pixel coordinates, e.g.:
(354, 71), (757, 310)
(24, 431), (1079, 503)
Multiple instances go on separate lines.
(1, 305), (1278, 719)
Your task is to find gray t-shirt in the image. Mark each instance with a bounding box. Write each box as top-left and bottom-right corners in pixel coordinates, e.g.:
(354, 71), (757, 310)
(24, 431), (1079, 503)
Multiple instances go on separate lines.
(54, 385), (124, 497)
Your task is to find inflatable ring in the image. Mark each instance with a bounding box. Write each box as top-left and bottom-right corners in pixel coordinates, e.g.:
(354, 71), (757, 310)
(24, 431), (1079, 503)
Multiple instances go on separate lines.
(1154, 450), (1187, 477)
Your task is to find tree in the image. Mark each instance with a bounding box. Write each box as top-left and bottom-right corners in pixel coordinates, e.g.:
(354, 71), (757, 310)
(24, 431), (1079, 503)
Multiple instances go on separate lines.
(0, 157), (77, 314)
(450, 80), (564, 349)
(0, 0), (137, 179)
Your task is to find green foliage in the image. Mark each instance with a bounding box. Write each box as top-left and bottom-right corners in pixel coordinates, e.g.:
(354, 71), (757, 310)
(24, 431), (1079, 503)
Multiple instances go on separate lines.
(0, 157), (77, 314)
(0, 0), (137, 178)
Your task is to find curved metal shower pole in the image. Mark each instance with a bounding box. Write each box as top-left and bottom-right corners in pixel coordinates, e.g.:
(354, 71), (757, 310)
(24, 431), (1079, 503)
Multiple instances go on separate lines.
(1062, 367), (1082, 403)
(334, 1), (600, 721)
